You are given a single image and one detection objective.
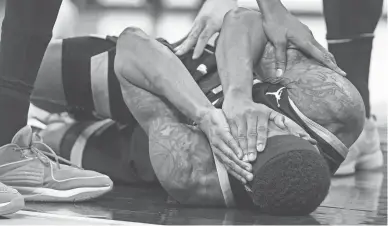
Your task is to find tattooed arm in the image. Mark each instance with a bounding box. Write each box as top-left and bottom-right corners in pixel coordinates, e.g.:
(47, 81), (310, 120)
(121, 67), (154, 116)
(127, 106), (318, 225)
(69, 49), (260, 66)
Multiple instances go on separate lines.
(114, 27), (213, 124)
(115, 26), (252, 184)
(117, 60), (225, 206)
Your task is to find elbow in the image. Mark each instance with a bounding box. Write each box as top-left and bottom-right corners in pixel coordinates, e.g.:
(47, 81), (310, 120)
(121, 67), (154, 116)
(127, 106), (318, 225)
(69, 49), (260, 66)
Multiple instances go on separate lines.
(114, 26), (152, 83)
(222, 7), (262, 28)
(115, 26), (152, 71)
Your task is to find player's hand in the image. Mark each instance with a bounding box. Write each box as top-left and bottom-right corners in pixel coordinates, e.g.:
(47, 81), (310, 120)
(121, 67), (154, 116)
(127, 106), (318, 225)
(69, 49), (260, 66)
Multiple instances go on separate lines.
(198, 108), (253, 183)
(222, 94), (275, 163)
(269, 111), (317, 145)
(174, 0), (238, 59)
(262, 4), (345, 77)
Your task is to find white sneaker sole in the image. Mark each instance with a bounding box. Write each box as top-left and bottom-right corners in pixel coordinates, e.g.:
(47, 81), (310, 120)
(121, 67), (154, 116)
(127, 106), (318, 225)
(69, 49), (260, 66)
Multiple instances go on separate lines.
(334, 151), (384, 176)
(0, 195), (25, 215)
(356, 150), (384, 170)
(334, 160), (356, 176)
(13, 185), (112, 202)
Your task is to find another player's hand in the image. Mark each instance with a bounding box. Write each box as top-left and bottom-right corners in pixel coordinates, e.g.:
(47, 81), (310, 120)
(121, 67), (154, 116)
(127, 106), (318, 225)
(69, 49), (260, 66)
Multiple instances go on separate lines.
(198, 108), (253, 183)
(269, 111), (317, 145)
(174, 0), (238, 59)
(262, 4), (345, 77)
(222, 94), (275, 163)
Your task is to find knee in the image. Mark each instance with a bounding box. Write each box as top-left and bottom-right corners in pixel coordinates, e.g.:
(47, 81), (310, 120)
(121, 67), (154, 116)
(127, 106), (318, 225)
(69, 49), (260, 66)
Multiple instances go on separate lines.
(118, 27), (150, 44)
(115, 27), (150, 76)
(223, 7), (261, 25)
(117, 27), (151, 52)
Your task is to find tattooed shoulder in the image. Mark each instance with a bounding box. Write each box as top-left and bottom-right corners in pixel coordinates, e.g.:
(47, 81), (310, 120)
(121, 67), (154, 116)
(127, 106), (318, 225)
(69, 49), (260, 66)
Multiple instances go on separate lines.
(280, 60), (365, 145)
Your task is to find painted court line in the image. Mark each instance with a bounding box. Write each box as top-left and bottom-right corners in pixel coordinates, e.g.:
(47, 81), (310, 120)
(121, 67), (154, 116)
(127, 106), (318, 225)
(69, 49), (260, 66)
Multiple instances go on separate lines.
(16, 210), (160, 225)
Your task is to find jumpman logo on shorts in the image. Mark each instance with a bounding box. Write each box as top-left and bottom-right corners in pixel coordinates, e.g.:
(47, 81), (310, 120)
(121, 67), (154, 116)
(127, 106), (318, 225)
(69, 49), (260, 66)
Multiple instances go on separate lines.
(265, 87), (285, 107)
(197, 64), (207, 75)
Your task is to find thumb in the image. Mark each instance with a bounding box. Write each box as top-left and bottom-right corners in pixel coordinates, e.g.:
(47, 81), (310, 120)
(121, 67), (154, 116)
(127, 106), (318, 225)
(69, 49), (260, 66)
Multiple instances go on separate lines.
(175, 22), (204, 56)
(274, 39), (287, 77)
(192, 26), (217, 59)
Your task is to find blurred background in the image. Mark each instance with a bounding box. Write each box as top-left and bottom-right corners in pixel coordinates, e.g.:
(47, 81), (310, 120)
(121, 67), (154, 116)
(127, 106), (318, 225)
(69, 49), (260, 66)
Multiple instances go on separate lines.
(0, 0), (386, 126)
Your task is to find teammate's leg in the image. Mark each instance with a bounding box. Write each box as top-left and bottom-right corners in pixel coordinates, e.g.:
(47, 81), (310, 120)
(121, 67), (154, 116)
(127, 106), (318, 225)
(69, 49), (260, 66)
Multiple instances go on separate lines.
(323, 0), (384, 175)
(0, 0), (63, 145)
(0, 0), (62, 213)
(323, 0), (383, 119)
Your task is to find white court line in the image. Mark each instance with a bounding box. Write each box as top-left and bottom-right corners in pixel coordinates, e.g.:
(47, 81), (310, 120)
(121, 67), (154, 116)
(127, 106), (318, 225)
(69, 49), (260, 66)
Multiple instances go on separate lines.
(16, 210), (160, 225)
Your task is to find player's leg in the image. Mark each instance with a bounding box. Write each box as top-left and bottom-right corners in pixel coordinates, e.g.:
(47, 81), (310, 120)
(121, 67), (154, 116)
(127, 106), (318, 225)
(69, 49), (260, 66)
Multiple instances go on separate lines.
(0, 11), (113, 201)
(30, 39), (68, 115)
(323, 0), (383, 119)
(0, 0), (62, 213)
(0, 0), (63, 145)
(30, 36), (130, 125)
(323, 0), (384, 175)
(37, 116), (157, 185)
(115, 27), (225, 206)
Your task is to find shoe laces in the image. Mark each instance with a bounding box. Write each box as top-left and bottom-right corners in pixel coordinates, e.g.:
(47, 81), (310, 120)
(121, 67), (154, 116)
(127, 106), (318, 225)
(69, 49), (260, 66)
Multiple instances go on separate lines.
(13, 134), (82, 170)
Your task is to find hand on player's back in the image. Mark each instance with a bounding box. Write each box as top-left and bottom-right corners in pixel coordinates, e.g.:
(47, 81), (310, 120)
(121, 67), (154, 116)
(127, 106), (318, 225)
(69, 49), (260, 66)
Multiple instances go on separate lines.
(198, 108), (253, 183)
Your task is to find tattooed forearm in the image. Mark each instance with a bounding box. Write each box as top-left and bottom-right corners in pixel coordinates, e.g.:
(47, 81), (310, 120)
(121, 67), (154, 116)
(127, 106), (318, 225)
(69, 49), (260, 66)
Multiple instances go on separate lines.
(118, 74), (224, 206)
(148, 118), (224, 206)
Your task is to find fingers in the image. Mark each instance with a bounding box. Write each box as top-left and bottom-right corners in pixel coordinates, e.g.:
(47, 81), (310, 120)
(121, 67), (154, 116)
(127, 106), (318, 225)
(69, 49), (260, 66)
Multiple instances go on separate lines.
(175, 21), (204, 56)
(283, 118), (317, 145)
(269, 111), (286, 129)
(273, 38), (288, 77)
(256, 112), (269, 153)
(212, 145), (253, 183)
(225, 164), (247, 184)
(221, 127), (244, 160)
(246, 115), (258, 162)
(192, 26), (217, 59)
(236, 118), (248, 161)
(312, 39), (337, 64)
(297, 40), (346, 77)
(212, 146), (253, 183)
(228, 121), (241, 159)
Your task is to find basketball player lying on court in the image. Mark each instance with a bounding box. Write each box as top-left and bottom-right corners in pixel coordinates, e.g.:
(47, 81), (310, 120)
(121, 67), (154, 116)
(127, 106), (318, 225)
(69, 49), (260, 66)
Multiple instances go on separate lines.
(30, 8), (365, 215)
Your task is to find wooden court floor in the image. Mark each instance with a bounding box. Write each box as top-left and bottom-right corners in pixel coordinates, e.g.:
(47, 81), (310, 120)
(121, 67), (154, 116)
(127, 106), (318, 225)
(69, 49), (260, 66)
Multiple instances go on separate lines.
(0, 126), (386, 225)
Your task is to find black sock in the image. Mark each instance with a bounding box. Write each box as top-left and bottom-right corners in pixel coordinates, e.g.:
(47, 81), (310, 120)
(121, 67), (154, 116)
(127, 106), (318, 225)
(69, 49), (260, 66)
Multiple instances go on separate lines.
(0, 88), (30, 145)
(328, 37), (373, 118)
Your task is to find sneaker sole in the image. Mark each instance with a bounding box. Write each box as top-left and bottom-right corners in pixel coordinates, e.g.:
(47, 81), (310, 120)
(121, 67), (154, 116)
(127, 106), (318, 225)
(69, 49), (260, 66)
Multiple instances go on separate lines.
(13, 185), (112, 202)
(334, 160), (356, 176)
(0, 195), (25, 215)
(356, 151), (384, 170)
